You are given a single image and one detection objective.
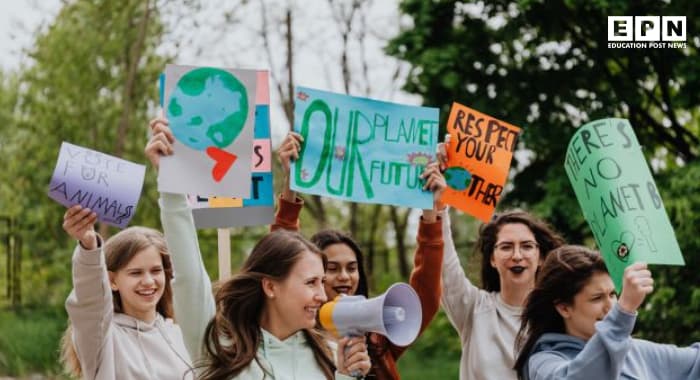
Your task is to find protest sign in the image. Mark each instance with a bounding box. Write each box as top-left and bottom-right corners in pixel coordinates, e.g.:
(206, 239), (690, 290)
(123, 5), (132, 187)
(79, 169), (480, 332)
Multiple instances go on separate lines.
(48, 142), (145, 228)
(565, 118), (684, 290)
(291, 87), (439, 209)
(158, 64), (257, 197)
(188, 71), (274, 229)
(441, 102), (520, 222)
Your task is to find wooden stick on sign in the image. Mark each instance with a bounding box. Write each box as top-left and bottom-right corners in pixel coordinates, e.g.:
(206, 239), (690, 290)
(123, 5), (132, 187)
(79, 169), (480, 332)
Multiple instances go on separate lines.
(217, 228), (231, 280)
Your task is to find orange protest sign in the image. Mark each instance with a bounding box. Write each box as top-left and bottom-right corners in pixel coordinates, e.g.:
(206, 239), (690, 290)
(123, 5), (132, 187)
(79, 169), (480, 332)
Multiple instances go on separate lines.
(440, 102), (521, 222)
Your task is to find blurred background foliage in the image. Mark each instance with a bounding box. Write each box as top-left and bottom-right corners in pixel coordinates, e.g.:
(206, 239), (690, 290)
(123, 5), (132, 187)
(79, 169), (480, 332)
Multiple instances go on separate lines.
(0, 0), (698, 377)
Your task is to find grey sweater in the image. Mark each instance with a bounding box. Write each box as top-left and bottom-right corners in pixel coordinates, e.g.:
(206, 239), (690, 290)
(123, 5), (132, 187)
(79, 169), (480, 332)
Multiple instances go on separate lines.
(65, 243), (193, 380)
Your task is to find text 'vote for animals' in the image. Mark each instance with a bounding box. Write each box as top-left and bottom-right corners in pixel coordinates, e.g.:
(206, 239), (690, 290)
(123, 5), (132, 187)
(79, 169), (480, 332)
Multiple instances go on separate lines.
(48, 142), (146, 228)
(442, 102), (520, 222)
(158, 64), (257, 197)
(565, 118), (684, 291)
(291, 87), (439, 209)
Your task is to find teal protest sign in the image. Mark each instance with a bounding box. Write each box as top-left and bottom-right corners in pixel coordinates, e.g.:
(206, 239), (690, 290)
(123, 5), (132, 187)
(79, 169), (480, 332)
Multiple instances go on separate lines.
(291, 87), (439, 209)
(564, 118), (684, 290)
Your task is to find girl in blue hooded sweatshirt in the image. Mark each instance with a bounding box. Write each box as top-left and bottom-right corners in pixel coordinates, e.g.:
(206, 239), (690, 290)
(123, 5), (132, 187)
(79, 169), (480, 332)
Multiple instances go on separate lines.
(514, 245), (700, 380)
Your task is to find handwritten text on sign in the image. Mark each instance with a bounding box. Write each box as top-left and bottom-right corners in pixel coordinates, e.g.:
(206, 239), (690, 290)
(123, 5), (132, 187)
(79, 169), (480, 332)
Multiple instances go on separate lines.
(441, 102), (520, 222)
(48, 142), (145, 228)
(291, 87), (439, 209)
(564, 118), (684, 291)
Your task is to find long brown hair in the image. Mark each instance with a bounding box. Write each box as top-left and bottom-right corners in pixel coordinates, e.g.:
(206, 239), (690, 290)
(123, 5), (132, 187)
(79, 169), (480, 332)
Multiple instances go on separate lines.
(476, 209), (565, 291)
(513, 245), (608, 379)
(199, 229), (336, 380)
(60, 227), (174, 378)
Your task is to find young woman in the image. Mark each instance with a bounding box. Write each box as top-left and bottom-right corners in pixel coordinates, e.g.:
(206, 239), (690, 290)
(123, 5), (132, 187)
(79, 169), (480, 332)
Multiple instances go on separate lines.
(514, 245), (700, 379)
(275, 131), (446, 380)
(436, 137), (566, 380)
(61, 205), (192, 379)
(146, 118), (371, 379)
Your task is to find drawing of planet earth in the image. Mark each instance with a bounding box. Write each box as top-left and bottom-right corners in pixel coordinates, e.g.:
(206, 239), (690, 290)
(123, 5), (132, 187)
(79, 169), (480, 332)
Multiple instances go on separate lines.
(167, 67), (248, 151)
(444, 167), (472, 191)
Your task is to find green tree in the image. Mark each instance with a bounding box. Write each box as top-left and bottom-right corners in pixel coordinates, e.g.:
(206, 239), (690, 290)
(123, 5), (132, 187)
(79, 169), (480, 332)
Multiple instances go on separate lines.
(388, 0), (700, 344)
(7, 0), (169, 307)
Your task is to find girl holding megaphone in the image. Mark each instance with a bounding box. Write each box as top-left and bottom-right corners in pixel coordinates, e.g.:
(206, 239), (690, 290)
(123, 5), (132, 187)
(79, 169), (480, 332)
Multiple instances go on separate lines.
(277, 132), (447, 380)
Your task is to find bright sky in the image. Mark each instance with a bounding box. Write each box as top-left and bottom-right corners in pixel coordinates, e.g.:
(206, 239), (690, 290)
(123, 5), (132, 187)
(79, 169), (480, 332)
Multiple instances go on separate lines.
(0, 0), (61, 70)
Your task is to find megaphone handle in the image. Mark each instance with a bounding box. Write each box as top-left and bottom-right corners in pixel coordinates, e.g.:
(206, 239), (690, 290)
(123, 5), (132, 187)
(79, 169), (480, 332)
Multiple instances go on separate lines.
(343, 334), (363, 378)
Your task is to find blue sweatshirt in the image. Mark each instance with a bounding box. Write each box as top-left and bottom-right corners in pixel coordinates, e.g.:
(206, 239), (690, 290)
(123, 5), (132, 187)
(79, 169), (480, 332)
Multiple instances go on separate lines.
(526, 303), (700, 379)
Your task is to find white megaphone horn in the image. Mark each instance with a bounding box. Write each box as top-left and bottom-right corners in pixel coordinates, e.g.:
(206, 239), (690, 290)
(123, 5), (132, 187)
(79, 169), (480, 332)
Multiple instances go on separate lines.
(319, 283), (422, 347)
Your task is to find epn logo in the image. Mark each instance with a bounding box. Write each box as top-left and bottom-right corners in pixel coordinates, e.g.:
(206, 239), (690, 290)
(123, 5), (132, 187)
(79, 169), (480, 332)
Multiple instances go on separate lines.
(608, 16), (686, 41)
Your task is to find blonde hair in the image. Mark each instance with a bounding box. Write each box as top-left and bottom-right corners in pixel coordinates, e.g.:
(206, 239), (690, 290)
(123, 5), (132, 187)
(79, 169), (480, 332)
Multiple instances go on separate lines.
(60, 227), (174, 377)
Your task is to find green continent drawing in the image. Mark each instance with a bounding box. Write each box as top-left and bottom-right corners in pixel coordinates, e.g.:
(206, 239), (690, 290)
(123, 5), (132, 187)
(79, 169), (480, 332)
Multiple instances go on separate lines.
(444, 166), (472, 191)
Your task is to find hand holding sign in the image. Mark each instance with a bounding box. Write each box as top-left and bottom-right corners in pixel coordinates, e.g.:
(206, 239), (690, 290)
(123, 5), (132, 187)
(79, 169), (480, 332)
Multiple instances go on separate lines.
(62, 205), (98, 250)
(617, 262), (654, 314)
(278, 131), (304, 201)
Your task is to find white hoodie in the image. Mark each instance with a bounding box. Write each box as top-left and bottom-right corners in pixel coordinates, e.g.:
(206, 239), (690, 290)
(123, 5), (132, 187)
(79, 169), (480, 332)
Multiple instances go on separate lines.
(65, 243), (193, 380)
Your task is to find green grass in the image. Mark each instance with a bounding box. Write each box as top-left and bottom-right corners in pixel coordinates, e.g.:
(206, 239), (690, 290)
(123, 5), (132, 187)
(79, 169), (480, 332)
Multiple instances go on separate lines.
(0, 307), (68, 377)
(398, 349), (459, 379)
(397, 309), (461, 379)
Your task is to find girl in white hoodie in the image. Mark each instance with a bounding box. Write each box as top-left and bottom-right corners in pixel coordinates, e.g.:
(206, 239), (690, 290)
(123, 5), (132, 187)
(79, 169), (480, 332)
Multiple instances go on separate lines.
(60, 206), (193, 379)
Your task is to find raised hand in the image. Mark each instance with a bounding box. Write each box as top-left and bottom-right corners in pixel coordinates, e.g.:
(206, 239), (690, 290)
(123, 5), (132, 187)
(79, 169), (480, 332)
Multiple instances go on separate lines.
(63, 205), (98, 250)
(145, 117), (175, 171)
(618, 262), (654, 314)
(277, 131), (303, 201)
(436, 133), (451, 172)
(337, 336), (372, 378)
(277, 131), (303, 174)
(420, 161), (447, 222)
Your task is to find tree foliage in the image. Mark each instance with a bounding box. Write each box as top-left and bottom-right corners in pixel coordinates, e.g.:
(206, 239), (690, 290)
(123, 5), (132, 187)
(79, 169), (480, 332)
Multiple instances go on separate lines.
(388, 0), (700, 344)
(1, 0), (169, 306)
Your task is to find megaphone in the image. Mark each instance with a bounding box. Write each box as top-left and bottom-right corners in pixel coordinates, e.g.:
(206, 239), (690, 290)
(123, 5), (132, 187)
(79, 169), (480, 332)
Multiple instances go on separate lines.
(319, 283), (422, 346)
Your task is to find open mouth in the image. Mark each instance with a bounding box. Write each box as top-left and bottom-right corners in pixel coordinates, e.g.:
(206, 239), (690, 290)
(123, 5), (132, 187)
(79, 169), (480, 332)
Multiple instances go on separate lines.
(509, 266), (526, 274)
(333, 286), (352, 295)
(136, 289), (157, 297)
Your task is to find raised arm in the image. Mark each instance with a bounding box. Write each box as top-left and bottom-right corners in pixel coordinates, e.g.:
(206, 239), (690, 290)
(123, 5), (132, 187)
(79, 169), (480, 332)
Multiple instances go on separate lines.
(147, 117), (215, 361)
(63, 206), (110, 379)
(436, 137), (481, 337)
(528, 263), (665, 380)
(271, 131), (304, 232)
(389, 162), (445, 359)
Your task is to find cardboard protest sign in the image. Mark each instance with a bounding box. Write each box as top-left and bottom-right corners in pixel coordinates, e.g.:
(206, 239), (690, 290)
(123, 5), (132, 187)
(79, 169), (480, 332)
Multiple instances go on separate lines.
(565, 118), (684, 290)
(158, 64), (257, 197)
(291, 87), (439, 209)
(441, 102), (520, 222)
(48, 142), (145, 228)
(188, 71), (275, 228)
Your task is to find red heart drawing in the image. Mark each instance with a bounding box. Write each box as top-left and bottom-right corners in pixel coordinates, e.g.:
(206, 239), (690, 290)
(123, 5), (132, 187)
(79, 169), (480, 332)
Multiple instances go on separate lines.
(206, 147), (237, 182)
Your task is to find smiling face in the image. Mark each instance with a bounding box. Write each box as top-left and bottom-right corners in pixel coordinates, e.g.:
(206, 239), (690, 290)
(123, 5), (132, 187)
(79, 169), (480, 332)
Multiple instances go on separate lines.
(491, 223), (541, 291)
(109, 246), (165, 323)
(323, 243), (360, 299)
(555, 271), (617, 340)
(264, 250), (328, 337)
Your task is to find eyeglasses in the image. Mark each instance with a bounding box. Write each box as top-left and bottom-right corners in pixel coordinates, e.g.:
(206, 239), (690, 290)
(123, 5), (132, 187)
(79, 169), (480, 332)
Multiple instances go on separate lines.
(494, 241), (539, 256)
